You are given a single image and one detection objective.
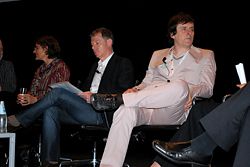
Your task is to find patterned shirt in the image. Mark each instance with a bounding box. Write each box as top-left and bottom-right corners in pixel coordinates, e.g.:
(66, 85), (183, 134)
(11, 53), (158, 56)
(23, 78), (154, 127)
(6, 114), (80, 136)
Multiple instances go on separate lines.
(0, 60), (17, 93)
(29, 58), (70, 100)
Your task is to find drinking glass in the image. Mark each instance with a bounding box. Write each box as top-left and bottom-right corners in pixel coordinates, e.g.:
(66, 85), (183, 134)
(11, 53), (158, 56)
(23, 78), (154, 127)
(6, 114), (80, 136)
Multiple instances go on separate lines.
(19, 87), (27, 94)
(18, 88), (27, 105)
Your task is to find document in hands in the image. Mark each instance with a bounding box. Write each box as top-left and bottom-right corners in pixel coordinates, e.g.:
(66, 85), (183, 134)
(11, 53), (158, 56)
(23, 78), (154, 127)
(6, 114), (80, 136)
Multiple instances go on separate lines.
(235, 63), (247, 84)
(49, 81), (83, 94)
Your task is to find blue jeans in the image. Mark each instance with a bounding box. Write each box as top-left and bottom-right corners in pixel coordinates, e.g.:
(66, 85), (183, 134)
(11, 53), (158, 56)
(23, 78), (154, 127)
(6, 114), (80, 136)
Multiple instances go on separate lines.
(16, 88), (103, 162)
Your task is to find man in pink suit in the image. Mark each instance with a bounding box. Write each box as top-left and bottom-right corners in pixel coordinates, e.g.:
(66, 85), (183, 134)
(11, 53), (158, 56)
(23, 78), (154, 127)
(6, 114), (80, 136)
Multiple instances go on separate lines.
(91, 12), (217, 167)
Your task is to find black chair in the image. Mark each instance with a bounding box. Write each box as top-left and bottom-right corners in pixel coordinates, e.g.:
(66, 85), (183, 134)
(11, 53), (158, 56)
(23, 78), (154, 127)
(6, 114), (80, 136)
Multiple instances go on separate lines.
(132, 125), (180, 142)
(59, 110), (130, 167)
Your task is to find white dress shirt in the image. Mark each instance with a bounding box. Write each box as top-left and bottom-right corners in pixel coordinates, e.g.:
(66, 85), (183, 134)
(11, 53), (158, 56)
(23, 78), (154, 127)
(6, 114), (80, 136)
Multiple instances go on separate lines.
(90, 53), (114, 93)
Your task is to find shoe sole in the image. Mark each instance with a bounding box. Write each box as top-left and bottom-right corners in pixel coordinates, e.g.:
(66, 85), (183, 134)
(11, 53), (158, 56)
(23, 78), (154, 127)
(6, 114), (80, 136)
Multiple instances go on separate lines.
(152, 141), (210, 167)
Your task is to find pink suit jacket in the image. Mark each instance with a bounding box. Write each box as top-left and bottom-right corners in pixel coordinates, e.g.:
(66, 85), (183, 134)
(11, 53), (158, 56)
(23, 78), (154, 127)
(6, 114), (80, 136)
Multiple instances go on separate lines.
(139, 45), (216, 100)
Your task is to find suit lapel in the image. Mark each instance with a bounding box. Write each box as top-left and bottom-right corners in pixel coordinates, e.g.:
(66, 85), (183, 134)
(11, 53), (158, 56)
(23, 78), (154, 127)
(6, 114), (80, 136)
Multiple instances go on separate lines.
(172, 46), (202, 74)
(189, 46), (202, 63)
(89, 62), (98, 80)
(98, 54), (116, 90)
(102, 54), (116, 78)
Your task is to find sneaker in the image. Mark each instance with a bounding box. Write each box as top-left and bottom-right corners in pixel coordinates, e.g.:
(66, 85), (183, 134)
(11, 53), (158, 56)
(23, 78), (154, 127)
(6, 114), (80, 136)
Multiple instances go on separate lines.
(90, 94), (121, 110)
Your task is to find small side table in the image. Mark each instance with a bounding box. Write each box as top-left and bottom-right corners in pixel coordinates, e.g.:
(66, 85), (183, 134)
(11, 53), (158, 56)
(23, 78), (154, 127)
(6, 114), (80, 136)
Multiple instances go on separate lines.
(0, 133), (16, 167)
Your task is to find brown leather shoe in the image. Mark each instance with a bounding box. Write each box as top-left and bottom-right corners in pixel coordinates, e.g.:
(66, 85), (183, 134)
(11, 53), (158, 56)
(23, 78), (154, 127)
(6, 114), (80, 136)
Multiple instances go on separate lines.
(153, 140), (191, 151)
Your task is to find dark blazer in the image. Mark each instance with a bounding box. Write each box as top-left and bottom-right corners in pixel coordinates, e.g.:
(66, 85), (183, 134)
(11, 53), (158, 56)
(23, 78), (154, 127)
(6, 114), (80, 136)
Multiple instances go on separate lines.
(82, 54), (134, 93)
(200, 82), (250, 151)
(81, 54), (135, 124)
(200, 82), (250, 167)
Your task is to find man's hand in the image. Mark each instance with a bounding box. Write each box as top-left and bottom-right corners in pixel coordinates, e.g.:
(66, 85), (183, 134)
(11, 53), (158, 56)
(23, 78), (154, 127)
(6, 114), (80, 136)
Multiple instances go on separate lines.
(236, 83), (247, 89)
(124, 87), (140, 94)
(78, 91), (92, 103)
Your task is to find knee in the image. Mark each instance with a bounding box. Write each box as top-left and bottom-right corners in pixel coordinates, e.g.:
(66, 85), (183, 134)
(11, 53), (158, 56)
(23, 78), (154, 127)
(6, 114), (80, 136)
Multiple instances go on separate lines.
(49, 88), (70, 101)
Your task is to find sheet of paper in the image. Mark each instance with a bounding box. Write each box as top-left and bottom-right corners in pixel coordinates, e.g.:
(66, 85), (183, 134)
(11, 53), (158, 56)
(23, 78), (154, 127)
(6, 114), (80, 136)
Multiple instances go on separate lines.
(49, 81), (82, 94)
(235, 63), (247, 84)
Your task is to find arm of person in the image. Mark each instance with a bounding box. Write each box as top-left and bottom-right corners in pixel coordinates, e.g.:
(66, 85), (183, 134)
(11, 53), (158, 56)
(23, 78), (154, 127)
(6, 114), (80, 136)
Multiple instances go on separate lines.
(189, 51), (216, 99)
(136, 50), (166, 90)
(236, 83), (247, 89)
(17, 93), (38, 106)
(136, 68), (153, 90)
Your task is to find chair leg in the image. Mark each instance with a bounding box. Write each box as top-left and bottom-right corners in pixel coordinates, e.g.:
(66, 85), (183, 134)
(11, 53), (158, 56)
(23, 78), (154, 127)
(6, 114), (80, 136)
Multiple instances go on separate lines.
(36, 134), (42, 166)
(59, 141), (100, 167)
(91, 141), (98, 167)
(59, 140), (131, 167)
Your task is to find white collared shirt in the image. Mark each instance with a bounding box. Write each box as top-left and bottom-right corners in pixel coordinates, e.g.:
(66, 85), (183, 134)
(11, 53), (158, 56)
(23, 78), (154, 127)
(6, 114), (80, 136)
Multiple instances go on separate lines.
(90, 53), (114, 93)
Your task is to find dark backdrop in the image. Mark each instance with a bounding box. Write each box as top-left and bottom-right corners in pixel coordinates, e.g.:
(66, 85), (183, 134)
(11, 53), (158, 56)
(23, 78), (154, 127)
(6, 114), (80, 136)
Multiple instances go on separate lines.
(0, 0), (249, 101)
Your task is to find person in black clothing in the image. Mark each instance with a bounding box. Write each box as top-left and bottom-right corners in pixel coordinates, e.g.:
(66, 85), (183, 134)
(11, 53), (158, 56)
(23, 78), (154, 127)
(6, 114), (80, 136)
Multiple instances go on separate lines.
(151, 98), (219, 167)
(152, 83), (250, 167)
(0, 38), (17, 115)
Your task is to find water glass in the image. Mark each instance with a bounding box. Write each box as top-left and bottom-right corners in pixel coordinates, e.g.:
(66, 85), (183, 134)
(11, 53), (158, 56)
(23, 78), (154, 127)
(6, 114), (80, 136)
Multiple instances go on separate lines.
(19, 87), (27, 94)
